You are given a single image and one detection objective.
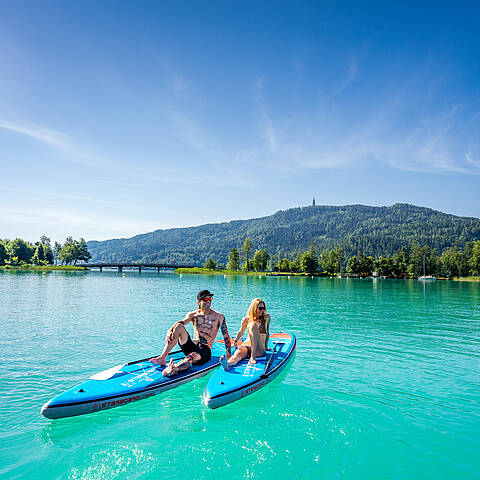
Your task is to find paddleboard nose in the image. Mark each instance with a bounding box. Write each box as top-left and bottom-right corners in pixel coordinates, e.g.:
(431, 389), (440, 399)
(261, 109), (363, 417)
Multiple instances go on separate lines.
(41, 401), (53, 419)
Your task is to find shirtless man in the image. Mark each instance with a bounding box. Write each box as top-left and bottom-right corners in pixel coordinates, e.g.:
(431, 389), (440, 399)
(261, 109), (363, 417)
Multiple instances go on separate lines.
(150, 290), (231, 377)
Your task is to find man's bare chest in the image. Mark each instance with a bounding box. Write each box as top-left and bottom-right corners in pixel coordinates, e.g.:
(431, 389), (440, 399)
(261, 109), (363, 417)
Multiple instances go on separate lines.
(194, 314), (217, 331)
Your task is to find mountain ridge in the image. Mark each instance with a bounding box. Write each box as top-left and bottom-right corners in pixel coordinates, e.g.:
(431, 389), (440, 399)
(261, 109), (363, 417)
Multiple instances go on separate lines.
(87, 203), (480, 264)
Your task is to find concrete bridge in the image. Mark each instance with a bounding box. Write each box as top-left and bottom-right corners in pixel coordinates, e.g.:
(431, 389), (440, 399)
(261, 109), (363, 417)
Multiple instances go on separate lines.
(77, 263), (196, 273)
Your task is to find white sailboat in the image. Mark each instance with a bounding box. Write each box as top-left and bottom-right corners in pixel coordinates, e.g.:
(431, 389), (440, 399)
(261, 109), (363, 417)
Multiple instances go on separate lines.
(418, 255), (436, 281)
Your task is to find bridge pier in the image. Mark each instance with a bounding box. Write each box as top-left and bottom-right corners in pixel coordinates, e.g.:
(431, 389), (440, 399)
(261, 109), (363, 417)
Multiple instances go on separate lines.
(100, 266), (103, 272)
(118, 266), (123, 273)
(139, 266), (142, 274)
(157, 267), (160, 273)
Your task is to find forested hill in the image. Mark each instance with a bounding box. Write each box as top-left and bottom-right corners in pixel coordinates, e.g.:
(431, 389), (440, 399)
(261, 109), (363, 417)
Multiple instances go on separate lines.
(86, 204), (480, 265)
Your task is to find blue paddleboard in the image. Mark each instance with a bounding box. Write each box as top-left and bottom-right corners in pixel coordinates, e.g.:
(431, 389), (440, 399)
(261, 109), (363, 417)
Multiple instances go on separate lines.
(41, 341), (226, 419)
(203, 332), (296, 409)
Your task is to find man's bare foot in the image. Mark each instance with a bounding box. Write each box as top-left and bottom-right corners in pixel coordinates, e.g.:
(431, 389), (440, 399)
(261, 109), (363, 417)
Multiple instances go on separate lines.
(247, 358), (256, 365)
(150, 354), (167, 366)
(162, 358), (177, 377)
(220, 354), (229, 372)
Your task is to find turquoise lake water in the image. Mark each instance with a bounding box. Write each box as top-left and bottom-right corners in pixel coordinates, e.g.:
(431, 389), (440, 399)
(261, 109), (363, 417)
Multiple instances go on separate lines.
(0, 270), (479, 479)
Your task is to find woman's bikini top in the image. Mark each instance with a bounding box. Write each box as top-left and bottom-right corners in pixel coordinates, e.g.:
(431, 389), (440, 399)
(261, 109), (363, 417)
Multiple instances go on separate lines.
(256, 315), (267, 334)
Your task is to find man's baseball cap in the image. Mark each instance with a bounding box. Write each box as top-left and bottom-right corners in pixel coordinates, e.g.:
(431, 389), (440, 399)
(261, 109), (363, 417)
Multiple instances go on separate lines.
(197, 289), (214, 301)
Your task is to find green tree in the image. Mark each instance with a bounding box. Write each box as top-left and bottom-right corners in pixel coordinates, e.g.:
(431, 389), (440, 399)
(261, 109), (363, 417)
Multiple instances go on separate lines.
(8, 238), (34, 265)
(58, 237), (76, 265)
(408, 244), (437, 277)
(346, 256), (360, 275)
(226, 248), (240, 271)
(321, 247), (345, 275)
(252, 249), (270, 271)
(204, 257), (217, 270)
(279, 258), (291, 272)
(242, 237), (252, 272)
(75, 238), (91, 264)
(392, 246), (411, 278)
(375, 256), (394, 277)
(270, 253), (280, 272)
(58, 236), (91, 265)
(44, 244), (54, 264)
(357, 254), (375, 276)
(469, 241), (480, 275)
(440, 247), (468, 278)
(300, 250), (319, 274)
(39, 235), (51, 247)
(0, 243), (7, 265)
(291, 252), (302, 273)
(32, 244), (46, 265)
(36, 236), (54, 264)
(53, 241), (62, 265)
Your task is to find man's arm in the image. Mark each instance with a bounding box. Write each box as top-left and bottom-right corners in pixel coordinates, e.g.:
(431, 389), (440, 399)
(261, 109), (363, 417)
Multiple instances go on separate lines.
(220, 315), (231, 359)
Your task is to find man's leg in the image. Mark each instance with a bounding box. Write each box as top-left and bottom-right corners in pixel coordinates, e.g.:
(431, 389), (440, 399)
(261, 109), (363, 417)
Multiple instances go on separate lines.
(150, 323), (190, 365)
(163, 351), (201, 376)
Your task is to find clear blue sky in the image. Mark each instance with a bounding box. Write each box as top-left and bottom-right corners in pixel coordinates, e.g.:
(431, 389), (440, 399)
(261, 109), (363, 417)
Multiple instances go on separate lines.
(1, 1), (479, 244)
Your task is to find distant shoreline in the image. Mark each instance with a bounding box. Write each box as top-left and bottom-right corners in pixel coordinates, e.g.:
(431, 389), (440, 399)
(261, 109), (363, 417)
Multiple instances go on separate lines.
(1, 265), (479, 281)
(173, 268), (480, 282)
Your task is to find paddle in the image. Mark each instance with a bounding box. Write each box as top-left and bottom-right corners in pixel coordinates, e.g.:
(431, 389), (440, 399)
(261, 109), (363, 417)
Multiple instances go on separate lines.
(260, 341), (285, 379)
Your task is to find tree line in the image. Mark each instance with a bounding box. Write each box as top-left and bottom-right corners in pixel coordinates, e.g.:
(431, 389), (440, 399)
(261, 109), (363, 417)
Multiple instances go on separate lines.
(0, 236), (91, 266)
(203, 238), (480, 278)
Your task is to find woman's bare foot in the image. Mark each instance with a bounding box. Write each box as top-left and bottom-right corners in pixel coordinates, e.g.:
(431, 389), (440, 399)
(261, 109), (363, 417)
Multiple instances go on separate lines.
(220, 354), (229, 371)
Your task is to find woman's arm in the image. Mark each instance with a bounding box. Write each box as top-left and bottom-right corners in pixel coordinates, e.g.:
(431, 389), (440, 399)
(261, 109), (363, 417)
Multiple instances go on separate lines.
(264, 314), (271, 349)
(233, 316), (249, 347)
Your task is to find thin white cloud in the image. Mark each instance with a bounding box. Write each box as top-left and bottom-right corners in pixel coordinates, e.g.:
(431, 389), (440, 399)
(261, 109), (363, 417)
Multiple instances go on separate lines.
(337, 59), (359, 94)
(170, 111), (217, 157)
(0, 119), (113, 167)
(169, 72), (189, 93)
(465, 153), (480, 169)
(0, 120), (73, 150)
(254, 76), (277, 152)
(251, 81), (480, 176)
(167, 111), (255, 187)
(0, 207), (161, 238)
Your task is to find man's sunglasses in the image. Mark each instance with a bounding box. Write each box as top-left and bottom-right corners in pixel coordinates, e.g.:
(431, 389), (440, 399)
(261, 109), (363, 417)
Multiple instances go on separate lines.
(201, 297), (213, 302)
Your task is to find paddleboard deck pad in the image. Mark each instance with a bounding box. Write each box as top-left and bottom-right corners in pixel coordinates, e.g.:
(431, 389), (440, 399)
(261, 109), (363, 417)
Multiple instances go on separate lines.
(203, 332), (296, 409)
(41, 341), (227, 419)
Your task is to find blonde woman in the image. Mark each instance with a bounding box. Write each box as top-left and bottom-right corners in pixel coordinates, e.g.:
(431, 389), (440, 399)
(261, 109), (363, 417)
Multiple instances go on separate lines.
(220, 298), (271, 371)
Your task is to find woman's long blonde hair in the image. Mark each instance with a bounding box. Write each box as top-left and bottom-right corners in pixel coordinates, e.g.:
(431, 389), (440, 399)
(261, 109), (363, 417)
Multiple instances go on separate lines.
(246, 298), (267, 323)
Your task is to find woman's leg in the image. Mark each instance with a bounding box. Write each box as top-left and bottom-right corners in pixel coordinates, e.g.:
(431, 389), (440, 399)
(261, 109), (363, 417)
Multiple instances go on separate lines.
(248, 322), (260, 363)
(220, 346), (248, 371)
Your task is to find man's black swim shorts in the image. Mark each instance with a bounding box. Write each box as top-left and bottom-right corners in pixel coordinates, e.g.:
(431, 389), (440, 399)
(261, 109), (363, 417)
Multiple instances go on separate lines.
(179, 333), (212, 365)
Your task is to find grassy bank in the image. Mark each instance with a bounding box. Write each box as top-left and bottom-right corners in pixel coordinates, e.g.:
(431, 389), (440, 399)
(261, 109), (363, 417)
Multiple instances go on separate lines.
(453, 276), (480, 282)
(0, 265), (87, 271)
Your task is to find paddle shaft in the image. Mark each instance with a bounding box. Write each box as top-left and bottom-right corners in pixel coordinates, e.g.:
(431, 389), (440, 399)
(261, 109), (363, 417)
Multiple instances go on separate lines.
(126, 349), (183, 366)
(260, 342), (283, 379)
